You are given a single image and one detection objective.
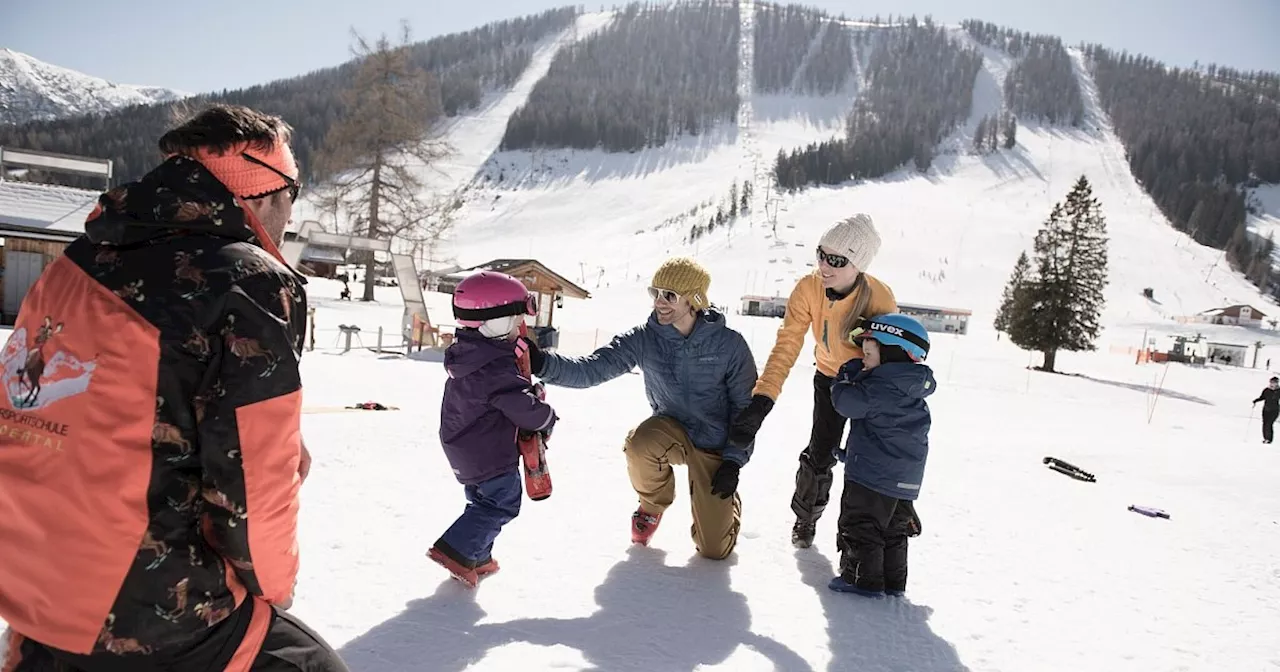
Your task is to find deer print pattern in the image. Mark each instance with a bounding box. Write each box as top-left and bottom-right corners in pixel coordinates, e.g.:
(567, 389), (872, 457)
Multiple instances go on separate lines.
(21, 155), (312, 657)
(173, 250), (208, 298)
(221, 314), (280, 378)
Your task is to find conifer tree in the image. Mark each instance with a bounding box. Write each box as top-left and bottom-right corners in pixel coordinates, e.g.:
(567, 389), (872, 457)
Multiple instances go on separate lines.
(1008, 175), (1109, 372)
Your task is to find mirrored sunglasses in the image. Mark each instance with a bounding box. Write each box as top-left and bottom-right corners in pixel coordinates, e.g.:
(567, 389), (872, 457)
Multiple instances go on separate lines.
(816, 247), (850, 268)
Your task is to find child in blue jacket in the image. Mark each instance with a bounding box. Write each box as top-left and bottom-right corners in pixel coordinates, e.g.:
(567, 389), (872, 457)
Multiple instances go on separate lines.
(828, 313), (935, 598)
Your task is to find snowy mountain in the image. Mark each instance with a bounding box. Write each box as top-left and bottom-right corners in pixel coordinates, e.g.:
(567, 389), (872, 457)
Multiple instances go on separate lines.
(346, 10), (1278, 347)
(0, 48), (187, 125)
(2, 8), (1280, 672)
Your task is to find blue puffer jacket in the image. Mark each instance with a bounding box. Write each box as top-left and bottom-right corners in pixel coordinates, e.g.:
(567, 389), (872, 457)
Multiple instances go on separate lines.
(537, 308), (758, 465)
(831, 359), (936, 500)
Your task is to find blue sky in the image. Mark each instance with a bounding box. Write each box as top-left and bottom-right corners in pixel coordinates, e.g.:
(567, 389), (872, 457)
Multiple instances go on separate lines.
(3, 0), (1276, 93)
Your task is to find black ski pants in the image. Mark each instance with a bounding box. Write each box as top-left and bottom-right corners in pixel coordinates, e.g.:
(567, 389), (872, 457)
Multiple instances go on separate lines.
(791, 372), (848, 526)
(1263, 407), (1278, 443)
(836, 480), (921, 593)
(9, 599), (349, 672)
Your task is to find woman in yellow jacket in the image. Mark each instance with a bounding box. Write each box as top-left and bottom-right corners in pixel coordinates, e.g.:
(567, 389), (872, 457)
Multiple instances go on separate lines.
(728, 214), (898, 548)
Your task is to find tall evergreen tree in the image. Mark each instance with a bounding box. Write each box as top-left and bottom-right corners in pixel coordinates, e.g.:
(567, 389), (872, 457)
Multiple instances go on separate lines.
(315, 23), (453, 301)
(994, 250), (1031, 333)
(1008, 175), (1109, 372)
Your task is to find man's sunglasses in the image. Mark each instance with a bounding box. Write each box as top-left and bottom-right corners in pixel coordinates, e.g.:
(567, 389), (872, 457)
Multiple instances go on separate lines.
(647, 287), (681, 303)
(241, 152), (301, 203)
(816, 247), (850, 269)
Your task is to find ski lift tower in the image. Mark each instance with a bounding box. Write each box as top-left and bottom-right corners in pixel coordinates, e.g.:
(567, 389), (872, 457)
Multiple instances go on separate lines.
(281, 220), (428, 346)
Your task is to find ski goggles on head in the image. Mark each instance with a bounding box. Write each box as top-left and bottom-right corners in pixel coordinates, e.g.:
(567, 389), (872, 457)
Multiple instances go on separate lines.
(452, 293), (538, 323)
(816, 247), (850, 269)
(241, 152), (302, 203)
(847, 319), (931, 354)
(847, 318), (871, 345)
(647, 287), (681, 303)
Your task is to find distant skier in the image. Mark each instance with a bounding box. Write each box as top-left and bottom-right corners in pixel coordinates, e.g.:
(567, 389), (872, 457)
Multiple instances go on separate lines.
(521, 257), (757, 560)
(432, 271), (557, 587)
(1252, 376), (1280, 444)
(827, 314), (935, 598)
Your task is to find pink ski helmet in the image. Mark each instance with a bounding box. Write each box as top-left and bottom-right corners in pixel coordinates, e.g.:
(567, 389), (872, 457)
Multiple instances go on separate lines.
(452, 271), (537, 329)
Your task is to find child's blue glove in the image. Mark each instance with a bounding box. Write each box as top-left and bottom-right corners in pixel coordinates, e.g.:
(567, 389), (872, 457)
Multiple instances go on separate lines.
(835, 358), (864, 384)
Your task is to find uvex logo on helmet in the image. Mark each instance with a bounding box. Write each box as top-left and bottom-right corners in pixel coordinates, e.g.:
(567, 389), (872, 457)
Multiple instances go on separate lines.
(869, 322), (906, 338)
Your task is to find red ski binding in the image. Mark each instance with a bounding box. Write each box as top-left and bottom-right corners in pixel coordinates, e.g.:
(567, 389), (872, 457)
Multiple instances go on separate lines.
(515, 323), (553, 501)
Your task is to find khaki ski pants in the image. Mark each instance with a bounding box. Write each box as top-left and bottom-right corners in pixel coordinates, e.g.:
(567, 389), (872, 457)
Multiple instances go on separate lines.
(624, 416), (741, 559)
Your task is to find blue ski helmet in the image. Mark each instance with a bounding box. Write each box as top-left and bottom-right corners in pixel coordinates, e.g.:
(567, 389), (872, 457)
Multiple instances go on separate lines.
(851, 313), (931, 362)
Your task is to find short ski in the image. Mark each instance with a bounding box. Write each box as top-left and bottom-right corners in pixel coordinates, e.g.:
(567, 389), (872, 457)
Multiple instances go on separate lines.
(515, 324), (553, 501)
(1128, 505), (1170, 519)
(1043, 456), (1096, 483)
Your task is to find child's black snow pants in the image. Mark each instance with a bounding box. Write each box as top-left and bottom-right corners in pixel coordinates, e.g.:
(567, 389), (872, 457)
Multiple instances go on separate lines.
(836, 480), (922, 593)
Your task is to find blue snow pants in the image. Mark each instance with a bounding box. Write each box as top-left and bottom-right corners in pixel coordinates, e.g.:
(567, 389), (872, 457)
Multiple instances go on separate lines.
(437, 470), (523, 565)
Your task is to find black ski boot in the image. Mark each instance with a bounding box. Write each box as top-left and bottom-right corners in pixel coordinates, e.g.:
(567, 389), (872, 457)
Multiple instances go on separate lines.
(791, 519), (816, 548)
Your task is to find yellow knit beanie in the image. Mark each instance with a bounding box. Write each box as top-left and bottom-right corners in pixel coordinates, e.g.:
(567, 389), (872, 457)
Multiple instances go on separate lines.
(651, 257), (711, 310)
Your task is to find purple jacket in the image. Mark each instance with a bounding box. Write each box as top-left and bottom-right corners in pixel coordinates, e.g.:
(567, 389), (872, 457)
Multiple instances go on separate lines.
(440, 329), (558, 484)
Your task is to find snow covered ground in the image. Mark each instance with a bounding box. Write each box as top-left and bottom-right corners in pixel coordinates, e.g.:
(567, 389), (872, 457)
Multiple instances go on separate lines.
(278, 17), (1280, 669)
(284, 284), (1280, 672)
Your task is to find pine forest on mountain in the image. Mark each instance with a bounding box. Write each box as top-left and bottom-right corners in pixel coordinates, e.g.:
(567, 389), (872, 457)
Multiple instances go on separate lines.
(1084, 44), (1280, 294)
(773, 17), (981, 188)
(499, 1), (740, 152)
(0, 7), (578, 184)
(2, 3), (1280, 296)
(752, 3), (853, 95)
(962, 20), (1084, 126)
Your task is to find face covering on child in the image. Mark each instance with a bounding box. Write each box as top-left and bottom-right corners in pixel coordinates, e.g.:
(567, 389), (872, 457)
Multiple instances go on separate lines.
(479, 314), (524, 340)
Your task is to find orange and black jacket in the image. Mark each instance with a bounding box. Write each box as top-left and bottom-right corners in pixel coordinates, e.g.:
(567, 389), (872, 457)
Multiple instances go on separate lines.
(0, 156), (308, 666)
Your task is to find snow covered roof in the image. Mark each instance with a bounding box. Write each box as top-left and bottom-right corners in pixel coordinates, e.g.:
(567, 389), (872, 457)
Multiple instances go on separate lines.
(1196, 304), (1268, 319)
(455, 259), (592, 299)
(898, 302), (974, 316)
(300, 246), (346, 264)
(0, 180), (99, 235)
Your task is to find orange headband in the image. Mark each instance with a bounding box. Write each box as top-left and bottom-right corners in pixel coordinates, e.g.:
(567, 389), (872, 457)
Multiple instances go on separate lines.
(171, 142), (298, 266)
(179, 142), (298, 200)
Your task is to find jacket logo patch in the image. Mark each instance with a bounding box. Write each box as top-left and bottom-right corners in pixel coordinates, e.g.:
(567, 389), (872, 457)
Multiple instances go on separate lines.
(1, 315), (97, 411)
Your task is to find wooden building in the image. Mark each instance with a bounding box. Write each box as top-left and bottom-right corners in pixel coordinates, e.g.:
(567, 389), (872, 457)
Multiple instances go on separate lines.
(0, 181), (101, 325)
(741, 294), (788, 318)
(1192, 304), (1269, 328)
(435, 259), (591, 330)
(897, 302), (972, 336)
(0, 148), (110, 325)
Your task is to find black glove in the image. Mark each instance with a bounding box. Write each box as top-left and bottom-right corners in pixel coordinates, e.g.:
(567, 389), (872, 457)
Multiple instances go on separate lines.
(520, 336), (546, 375)
(710, 461), (740, 499)
(728, 395), (775, 448)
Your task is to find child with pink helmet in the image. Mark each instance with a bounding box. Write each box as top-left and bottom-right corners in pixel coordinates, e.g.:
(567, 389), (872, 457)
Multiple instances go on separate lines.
(430, 271), (557, 587)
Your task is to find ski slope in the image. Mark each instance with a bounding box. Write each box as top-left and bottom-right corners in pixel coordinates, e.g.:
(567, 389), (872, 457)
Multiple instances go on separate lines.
(5, 12), (1280, 672)
(436, 23), (1279, 355)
